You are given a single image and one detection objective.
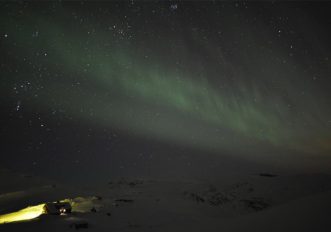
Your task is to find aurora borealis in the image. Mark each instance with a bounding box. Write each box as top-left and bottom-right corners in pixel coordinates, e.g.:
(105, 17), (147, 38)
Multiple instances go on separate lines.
(1, 1), (331, 177)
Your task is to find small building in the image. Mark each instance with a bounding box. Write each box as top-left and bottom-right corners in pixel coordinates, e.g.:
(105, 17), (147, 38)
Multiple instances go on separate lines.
(44, 202), (72, 215)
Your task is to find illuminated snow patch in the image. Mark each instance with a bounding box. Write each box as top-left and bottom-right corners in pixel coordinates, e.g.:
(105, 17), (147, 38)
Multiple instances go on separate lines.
(0, 203), (46, 224)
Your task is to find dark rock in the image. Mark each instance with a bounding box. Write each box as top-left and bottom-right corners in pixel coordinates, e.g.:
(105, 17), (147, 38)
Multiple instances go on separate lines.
(115, 199), (134, 203)
(129, 182), (136, 187)
(95, 196), (102, 200)
(241, 198), (270, 211)
(188, 193), (205, 203)
(208, 192), (230, 206)
(70, 222), (89, 230)
(259, 173), (278, 177)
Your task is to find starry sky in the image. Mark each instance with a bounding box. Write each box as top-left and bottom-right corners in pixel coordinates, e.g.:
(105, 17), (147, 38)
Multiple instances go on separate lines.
(1, 1), (331, 180)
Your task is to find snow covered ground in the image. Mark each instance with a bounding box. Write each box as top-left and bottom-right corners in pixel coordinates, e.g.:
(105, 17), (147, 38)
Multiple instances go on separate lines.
(1, 168), (331, 231)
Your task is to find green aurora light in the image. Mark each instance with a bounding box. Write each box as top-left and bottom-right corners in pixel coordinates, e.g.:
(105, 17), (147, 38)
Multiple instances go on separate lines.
(3, 5), (331, 161)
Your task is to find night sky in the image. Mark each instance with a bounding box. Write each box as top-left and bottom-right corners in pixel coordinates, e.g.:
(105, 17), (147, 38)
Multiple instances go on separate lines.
(1, 1), (331, 181)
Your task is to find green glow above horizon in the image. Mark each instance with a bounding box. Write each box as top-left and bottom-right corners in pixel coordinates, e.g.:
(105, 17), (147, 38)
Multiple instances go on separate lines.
(3, 6), (331, 159)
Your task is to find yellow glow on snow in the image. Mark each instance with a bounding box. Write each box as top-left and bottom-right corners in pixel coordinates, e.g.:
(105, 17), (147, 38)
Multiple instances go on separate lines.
(0, 203), (46, 224)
